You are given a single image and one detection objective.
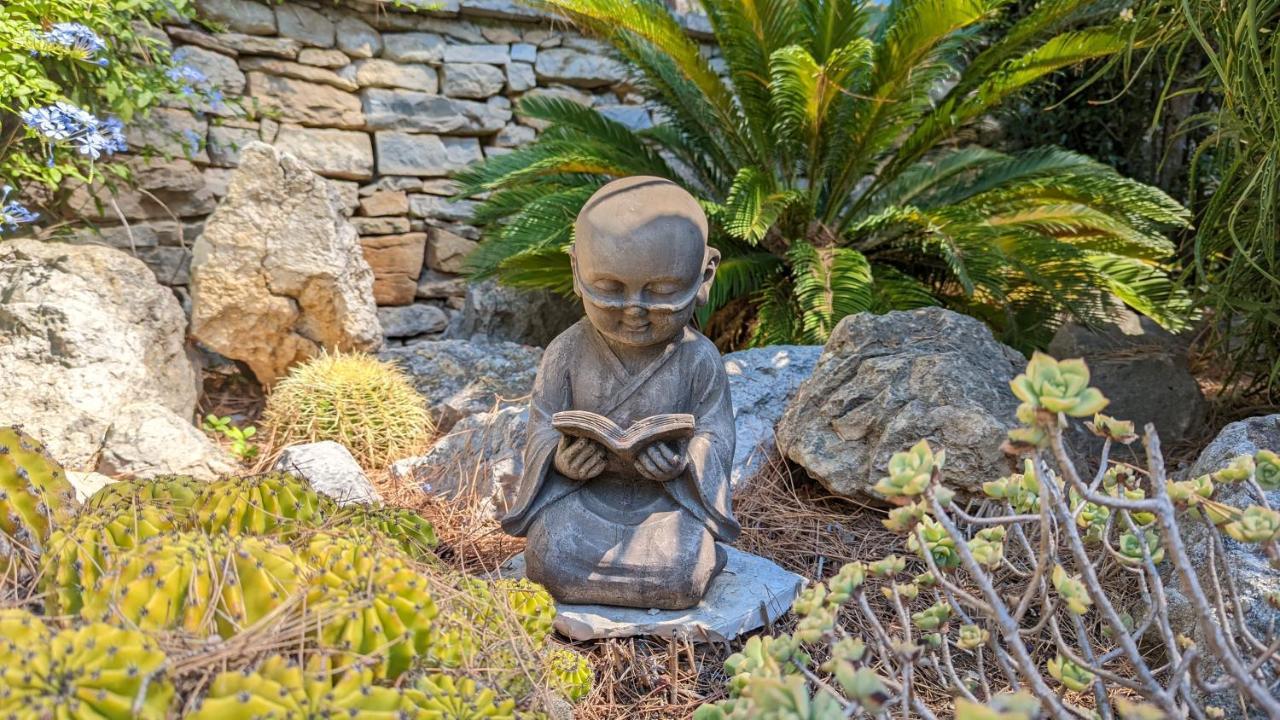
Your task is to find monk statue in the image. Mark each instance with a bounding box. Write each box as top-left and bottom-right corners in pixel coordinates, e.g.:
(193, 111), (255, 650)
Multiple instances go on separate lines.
(501, 176), (740, 610)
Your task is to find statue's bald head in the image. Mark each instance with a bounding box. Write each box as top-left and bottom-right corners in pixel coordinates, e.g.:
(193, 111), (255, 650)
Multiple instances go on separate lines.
(572, 177), (718, 347)
(574, 176), (708, 273)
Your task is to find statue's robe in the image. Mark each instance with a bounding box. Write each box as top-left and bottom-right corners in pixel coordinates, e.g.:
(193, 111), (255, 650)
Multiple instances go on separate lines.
(501, 318), (739, 609)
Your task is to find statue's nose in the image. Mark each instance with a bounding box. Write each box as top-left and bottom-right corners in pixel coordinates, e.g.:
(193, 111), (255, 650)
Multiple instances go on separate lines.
(623, 303), (647, 317)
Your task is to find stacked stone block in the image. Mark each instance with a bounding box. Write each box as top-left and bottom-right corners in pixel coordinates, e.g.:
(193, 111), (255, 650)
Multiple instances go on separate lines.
(65, 0), (718, 344)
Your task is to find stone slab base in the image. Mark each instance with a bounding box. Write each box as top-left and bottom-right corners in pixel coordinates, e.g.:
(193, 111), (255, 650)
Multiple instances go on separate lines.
(499, 544), (806, 643)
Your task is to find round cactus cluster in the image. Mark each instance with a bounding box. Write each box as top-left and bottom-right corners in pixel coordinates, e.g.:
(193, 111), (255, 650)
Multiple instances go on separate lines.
(263, 351), (435, 468)
(0, 424), (591, 718)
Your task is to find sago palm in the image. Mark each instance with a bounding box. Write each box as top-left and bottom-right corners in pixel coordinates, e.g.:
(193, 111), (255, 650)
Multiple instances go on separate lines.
(456, 0), (1191, 349)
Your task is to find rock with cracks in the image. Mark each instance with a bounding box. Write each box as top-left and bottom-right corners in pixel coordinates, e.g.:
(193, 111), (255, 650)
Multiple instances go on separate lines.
(777, 308), (1024, 498)
(190, 142), (382, 386)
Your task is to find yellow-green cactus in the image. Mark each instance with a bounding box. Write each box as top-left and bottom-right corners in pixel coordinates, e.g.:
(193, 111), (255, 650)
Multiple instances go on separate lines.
(495, 578), (556, 646)
(906, 515), (959, 568)
(1223, 505), (1280, 543)
(82, 531), (305, 637)
(955, 692), (1041, 720)
(84, 474), (201, 514)
(956, 623), (989, 650)
(1254, 450), (1279, 490)
(0, 609), (173, 719)
(1007, 353), (1108, 446)
(194, 471), (334, 536)
(544, 648), (593, 703)
(188, 654), (409, 719)
(306, 533), (437, 679)
(42, 502), (181, 616)
(331, 503), (440, 565)
(0, 426), (78, 572)
(1051, 566), (1092, 615)
(983, 459), (1045, 514)
(407, 675), (516, 720)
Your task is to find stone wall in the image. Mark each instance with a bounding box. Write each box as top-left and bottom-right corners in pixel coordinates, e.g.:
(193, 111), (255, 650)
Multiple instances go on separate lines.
(67, 0), (715, 344)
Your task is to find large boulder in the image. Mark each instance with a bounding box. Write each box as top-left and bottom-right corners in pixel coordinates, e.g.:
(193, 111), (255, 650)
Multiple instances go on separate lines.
(0, 240), (232, 478)
(723, 345), (821, 489)
(777, 308), (1024, 498)
(190, 142), (382, 386)
(1048, 307), (1205, 458)
(379, 338), (542, 432)
(445, 279), (581, 347)
(1167, 415), (1279, 654)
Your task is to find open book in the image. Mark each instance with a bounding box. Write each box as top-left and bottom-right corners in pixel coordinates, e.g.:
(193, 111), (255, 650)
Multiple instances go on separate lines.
(551, 411), (695, 465)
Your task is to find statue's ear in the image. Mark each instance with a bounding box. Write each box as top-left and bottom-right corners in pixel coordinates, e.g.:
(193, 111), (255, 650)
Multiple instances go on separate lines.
(696, 247), (720, 307)
(568, 244), (583, 298)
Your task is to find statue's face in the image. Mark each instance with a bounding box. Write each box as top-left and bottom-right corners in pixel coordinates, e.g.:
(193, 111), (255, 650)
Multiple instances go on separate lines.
(572, 215), (716, 348)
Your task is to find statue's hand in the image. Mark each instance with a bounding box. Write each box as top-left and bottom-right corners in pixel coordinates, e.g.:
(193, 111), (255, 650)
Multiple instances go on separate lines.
(555, 436), (608, 481)
(635, 442), (688, 483)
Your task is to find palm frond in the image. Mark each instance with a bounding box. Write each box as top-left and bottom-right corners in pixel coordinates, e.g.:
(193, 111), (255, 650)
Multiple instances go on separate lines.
(870, 263), (940, 311)
(721, 166), (804, 244)
(789, 242), (875, 342)
(697, 250), (785, 325)
(1090, 255), (1195, 332)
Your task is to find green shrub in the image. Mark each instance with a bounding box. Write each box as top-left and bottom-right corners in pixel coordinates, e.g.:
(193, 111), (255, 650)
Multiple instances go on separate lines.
(0, 0), (202, 233)
(694, 353), (1280, 719)
(457, 0), (1192, 350)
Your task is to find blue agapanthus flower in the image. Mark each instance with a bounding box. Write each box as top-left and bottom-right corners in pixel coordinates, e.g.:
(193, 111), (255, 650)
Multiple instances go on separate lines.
(0, 186), (39, 234)
(35, 23), (109, 66)
(166, 64), (208, 95)
(20, 102), (128, 161)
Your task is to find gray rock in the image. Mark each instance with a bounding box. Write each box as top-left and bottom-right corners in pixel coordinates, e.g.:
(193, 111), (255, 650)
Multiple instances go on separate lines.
(499, 546), (805, 642)
(196, 0), (276, 35)
(505, 62), (536, 92)
(408, 194), (480, 223)
(272, 125), (374, 180)
(218, 33), (301, 58)
(66, 471), (115, 503)
(1167, 415), (1279, 656)
(207, 123), (260, 166)
(126, 107), (208, 163)
(458, 0), (549, 21)
(375, 132), (482, 177)
(378, 303), (449, 338)
(136, 246), (192, 286)
(724, 346), (822, 489)
(245, 72), (364, 129)
(493, 123), (535, 147)
(67, 220), (178, 249)
(379, 338), (542, 431)
(0, 240), (230, 478)
(276, 441), (380, 505)
(275, 3), (334, 48)
(65, 157), (216, 222)
(390, 405), (527, 509)
(445, 278), (579, 347)
(348, 59), (438, 93)
(336, 16), (382, 58)
(416, 269), (468, 299)
(166, 26), (235, 56)
(382, 32), (445, 63)
(510, 42), (537, 63)
(1048, 307), (1206, 462)
(174, 45), (246, 96)
(97, 402), (237, 479)
(190, 143), (382, 386)
(534, 47), (627, 88)
(362, 89), (510, 135)
(442, 62), (506, 98)
(239, 56), (358, 91)
(297, 48), (349, 68)
(425, 227), (478, 273)
(351, 216), (411, 235)
(598, 104), (652, 131)
(443, 43), (509, 64)
(777, 308), (1024, 498)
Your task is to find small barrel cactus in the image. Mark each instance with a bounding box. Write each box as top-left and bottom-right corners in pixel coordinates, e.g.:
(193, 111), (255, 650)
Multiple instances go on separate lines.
(0, 426), (77, 573)
(194, 471), (333, 536)
(0, 608), (173, 719)
(85, 474), (201, 514)
(496, 578), (556, 646)
(42, 502), (182, 615)
(82, 531), (306, 638)
(263, 351), (434, 468)
(188, 654), (408, 718)
(545, 647), (594, 703)
(306, 533), (438, 679)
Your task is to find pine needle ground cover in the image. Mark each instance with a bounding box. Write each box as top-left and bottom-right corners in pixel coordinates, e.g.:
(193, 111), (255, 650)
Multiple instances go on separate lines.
(458, 0), (1192, 351)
